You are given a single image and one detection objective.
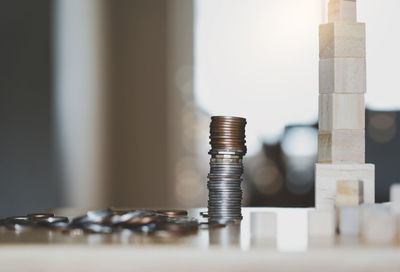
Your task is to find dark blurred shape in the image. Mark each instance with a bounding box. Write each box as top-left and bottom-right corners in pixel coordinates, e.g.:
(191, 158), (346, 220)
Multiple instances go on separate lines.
(246, 109), (400, 206)
(245, 125), (317, 207)
(366, 109), (400, 202)
(105, 0), (169, 207)
(0, 0), (61, 217)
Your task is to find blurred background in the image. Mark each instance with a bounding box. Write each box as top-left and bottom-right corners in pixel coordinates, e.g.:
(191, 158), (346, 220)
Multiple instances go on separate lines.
(0, 0), (399, 217)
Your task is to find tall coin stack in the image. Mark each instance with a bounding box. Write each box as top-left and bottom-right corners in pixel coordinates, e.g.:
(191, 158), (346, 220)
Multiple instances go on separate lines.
(207, 116), (247, 222)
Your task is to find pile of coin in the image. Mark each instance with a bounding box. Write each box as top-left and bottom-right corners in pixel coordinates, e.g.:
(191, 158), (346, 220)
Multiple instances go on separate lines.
(207, 116), (247, 222)
(0, 209), (199, 236)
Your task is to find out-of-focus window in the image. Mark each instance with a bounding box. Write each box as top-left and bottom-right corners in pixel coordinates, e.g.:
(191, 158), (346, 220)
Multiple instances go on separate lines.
(193, 0), (400, 205)
(195, 0), (323, 156)
(195, 0), (400, 154)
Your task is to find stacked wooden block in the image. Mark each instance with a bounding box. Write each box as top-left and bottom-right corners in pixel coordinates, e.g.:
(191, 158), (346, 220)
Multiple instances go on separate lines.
(315, 0), (375, 211)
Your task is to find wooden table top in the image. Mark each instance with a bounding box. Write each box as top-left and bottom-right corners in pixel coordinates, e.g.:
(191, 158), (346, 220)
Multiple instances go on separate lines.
(1, 207), (400, 272)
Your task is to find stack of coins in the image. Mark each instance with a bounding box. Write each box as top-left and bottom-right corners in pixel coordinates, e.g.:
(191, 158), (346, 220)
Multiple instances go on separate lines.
(207, 116), (247, 222)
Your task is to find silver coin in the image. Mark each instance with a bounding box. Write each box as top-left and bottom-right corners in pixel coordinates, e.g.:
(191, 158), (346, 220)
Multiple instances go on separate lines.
(208, 177), (242, 180)
(207, 182), (241, 186)
(208, 177), (243, 181)
(208, 172), (242, 176)
(208, 189), (242, 192)
(209, 205), (241, 208)
(208, 185), (241, 188)
(208, 173), (242, 176)
(208, 190), (242, 193)
(37, 216), (69, 227)
(207, 181), (242, 185)
(208, 199), (242, 202)
(208, 199), (241, 204)
(209, 166), (243, 170)
(210, 161), (243, 165)
(212, 154), (241, 159)
(210, 162), (243, 165)
(208, 196), (242, 199)
(208, 187), (242, 191)
(209, 168), (243, 171)
(208, 175), (242, 178)
(208, 183), (242, 186)
(208, 210), (242, 214)
(207, 186), (242, 190)
(208, 197), (242, 200)
(208, 205), (241, 208)
(208, 204), (241, 206)
(209, 199), (242, 202)
(208, 170), (243, 174)
(208, 211), (242, 215)
(208, 173), (242, 177)
(208, 203), (241, 206)
(209, 175), (242, 178)
(208, 214), (242, 217)
(209, 167), (243, 171)
(208, 178), (241, 181)
(209, 170), (242, 174)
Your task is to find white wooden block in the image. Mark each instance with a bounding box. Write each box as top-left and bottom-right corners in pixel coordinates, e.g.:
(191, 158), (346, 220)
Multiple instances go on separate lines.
(308, 210), (335, 238)
(319, 94), (365, 131)
(395, 215), (400, 243)
(315, 163), (374, 211)
(318, 129), (365, 163)
(328, 0), (357, 23)
(319, 23), (365, 59)
(390, 184), (400, 214)
(336, 180), (363, 206)
(338, 205), (360, 235)
(319, 58), (366, 94)
(250, 212), (277, 240)
(361, 205), (395, 244)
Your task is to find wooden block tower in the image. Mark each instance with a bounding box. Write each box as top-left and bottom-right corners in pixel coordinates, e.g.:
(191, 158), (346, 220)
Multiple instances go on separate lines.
(315, 0), (375, 210)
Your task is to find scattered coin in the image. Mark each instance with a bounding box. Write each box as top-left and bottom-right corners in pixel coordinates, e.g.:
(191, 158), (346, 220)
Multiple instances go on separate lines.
(155, 210), (188, 217)
(0, 209), (201, 237)
(27, 213), (55, 221)
(49, 221), (71, 232)
(37, 216), (69, 227)
(156, 217), (198, 236)
(4, 216), (35, 231)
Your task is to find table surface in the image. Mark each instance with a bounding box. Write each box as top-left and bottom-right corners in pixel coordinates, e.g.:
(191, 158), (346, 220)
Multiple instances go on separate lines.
(1, 207), (400, 272)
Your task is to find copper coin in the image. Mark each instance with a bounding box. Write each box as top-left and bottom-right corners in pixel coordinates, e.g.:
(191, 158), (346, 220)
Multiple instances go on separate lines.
(27, 213), (55, 219)
(211, 116), (246, 123)
(155, 210), (188, 217)
(210, 127), (245, 132)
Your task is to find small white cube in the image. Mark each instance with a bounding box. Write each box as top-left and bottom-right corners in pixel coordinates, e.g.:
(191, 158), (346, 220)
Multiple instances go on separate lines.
(319, 23), (365, 59)
(315, 163), (375, 211)
(328, 0), (357, 23)
(319, 94), (365, 131)
(336, 180), (364, 207)
(390, 184), (400, 214)
(250, 212), (277, 240)
(319, 58), (366, 94)
(338, 205), (360, 235)
(361, 204), (395, 244)
(308, 210), (335, 238)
